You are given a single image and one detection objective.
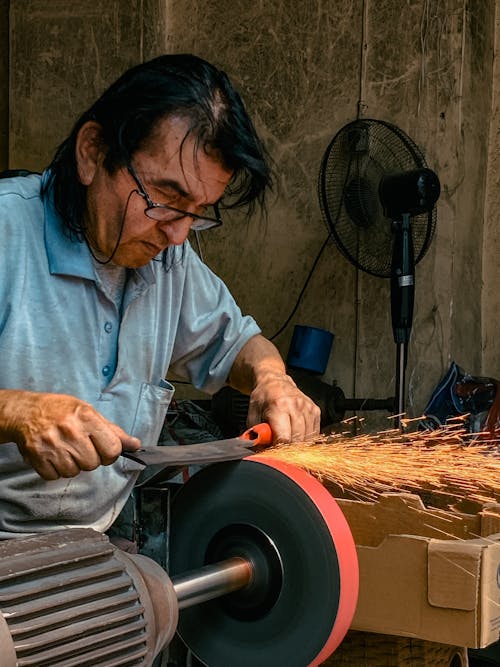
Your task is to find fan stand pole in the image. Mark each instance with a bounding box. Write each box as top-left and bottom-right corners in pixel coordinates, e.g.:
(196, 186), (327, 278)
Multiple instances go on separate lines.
(390, 212), (415, 430)
(395, 343), (408, 429)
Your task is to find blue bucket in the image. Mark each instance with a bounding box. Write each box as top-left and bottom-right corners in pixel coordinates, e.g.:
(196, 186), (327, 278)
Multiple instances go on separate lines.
(286, 325), (334, 375)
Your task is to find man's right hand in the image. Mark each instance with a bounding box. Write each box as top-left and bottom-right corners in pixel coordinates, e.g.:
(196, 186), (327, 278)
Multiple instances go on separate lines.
(0, 390), (141, 480)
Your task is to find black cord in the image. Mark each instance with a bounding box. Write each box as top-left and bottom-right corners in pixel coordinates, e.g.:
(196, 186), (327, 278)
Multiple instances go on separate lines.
(85, 189), (136, 265)
(168, 232), (333, 381)
(268, 130), (359, 343)
(269, 232), (332, 341)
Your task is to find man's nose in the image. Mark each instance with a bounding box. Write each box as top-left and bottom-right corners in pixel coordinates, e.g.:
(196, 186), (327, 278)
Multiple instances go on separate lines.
(158, 217), (193, 245)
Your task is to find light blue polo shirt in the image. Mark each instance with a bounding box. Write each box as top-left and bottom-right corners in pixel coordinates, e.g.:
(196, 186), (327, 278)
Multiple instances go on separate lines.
(0, 172), (260, 538)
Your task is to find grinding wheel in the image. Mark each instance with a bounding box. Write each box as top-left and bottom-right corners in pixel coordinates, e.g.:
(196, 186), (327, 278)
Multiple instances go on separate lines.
(169, 456), (359, 667)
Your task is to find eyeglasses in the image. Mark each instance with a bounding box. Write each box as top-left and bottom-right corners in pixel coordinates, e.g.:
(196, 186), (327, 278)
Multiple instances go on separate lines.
(127, 163), (223, 231)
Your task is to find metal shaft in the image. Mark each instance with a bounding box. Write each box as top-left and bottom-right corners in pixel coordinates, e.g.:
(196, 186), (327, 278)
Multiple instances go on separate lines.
(394, 341), (407, 429)
(172, 557), (253, 610)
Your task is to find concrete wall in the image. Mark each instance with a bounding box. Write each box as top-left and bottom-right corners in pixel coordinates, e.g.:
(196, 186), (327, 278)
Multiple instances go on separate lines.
(4, 0), (498, 423)
(483, 5), (500, 381)
(0, 0), (9, 170)
(8, 0), (167, 169)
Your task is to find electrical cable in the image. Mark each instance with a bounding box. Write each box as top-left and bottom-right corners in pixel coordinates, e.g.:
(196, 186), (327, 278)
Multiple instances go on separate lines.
(193, 229), (204, 262)
(85, 189), (135, 265)
(269, 232), (332, 341)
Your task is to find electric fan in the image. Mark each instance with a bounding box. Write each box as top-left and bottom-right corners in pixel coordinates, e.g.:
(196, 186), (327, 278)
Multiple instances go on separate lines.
(318, 118), (440, 426)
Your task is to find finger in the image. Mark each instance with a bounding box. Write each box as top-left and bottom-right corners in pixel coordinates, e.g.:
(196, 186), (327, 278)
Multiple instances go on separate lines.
(89, 429), (125, 466)
(27, 448), (80, 480)
(292, 397), (320, 440)
(289, 412), (307, 442)
(304, 403), (321, 440)
(55, 421), (108, 470)
(246, 401), (264, 429)
(18, 438), (64, 480)
(44, 443), (88, 478)
(108, 422), (141, 451)
(58, 457), (83, 478)
(77, 412), (141, 463)
(72, 440), (103, 471)
(266, 413), (292, 444)
(30, 458), (61, 481)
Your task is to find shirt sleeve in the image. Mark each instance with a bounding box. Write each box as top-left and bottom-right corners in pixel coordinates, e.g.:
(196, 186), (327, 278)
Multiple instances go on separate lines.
(168, 244), (261, 395)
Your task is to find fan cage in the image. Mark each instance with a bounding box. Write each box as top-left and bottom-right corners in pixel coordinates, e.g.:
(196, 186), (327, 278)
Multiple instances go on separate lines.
(318, 118), (436, 278)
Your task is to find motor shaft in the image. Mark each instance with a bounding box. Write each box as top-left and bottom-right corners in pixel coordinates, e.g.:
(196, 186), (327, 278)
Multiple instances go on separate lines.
(172, 557), (253, 609)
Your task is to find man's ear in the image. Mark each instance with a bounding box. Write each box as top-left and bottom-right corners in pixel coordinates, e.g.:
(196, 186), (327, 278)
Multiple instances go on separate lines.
(75, 121), (105, 186)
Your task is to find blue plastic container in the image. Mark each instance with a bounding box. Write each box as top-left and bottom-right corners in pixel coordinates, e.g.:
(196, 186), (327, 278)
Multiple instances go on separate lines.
(286, 325), (334, 375)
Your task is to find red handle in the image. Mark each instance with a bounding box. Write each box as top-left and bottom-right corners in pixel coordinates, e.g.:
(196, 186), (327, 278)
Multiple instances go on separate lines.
(240, 423), (273, 447)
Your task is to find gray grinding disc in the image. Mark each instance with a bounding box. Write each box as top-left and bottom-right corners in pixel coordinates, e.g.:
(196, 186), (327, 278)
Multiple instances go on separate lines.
(169, 456), (358, 667)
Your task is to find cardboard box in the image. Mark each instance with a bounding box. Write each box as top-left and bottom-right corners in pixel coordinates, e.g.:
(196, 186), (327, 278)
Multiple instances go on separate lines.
(322, 630), (469, 666)
(333, 492), (500, 648)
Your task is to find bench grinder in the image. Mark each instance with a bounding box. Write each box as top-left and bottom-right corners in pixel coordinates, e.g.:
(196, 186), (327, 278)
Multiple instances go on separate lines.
(0, 455), (358, 666)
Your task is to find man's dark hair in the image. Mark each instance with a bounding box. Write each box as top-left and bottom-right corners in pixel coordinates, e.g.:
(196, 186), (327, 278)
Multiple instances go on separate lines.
(43, 53), (272, 242)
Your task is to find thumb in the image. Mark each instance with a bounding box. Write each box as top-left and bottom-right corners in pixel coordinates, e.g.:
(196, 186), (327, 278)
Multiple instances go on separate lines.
(109, 423), (141, 451)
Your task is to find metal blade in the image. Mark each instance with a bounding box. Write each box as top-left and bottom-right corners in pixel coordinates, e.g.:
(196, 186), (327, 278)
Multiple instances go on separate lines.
(122, 437), (256, 468)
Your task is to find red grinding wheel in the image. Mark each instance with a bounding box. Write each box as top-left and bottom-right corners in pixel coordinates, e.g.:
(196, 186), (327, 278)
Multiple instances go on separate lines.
(169, 456), (359, 667)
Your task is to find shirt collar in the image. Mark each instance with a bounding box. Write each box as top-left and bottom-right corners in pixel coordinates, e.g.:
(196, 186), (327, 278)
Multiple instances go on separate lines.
(42, 170), (156, 286)
(43, 170), (95, 280)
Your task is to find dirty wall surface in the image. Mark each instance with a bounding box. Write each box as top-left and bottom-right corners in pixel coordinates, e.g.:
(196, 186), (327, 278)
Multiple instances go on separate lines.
(164, 0), (494, 419)
(483, 6), (500, 383)
(5, 0), (496, 422)
(8, 0), (167, 171)
(0, 0), (8, 170)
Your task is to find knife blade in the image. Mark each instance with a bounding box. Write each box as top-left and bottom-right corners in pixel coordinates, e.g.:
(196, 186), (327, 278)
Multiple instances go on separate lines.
(121, 423), (273, 468)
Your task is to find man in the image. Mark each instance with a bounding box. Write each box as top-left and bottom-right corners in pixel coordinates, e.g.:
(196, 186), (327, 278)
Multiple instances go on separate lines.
(0, 54), (320, 539)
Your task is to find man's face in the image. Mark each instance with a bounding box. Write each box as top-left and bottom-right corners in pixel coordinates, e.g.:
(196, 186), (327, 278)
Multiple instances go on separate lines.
(83, 115), (232, 268)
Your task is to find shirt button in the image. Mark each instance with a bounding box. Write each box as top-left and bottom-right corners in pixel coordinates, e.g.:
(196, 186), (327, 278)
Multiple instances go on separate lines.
(102, 365), (111, 377)
(104, 322), (113, 333)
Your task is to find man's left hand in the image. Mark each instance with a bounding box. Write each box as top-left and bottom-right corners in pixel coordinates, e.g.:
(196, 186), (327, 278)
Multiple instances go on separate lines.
(247, 371), (321, 444)
(228, 334), (321, 444)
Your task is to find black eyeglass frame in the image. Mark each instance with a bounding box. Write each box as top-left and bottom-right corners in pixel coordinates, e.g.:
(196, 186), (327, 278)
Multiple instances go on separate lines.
(127, 163), (223, 232)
